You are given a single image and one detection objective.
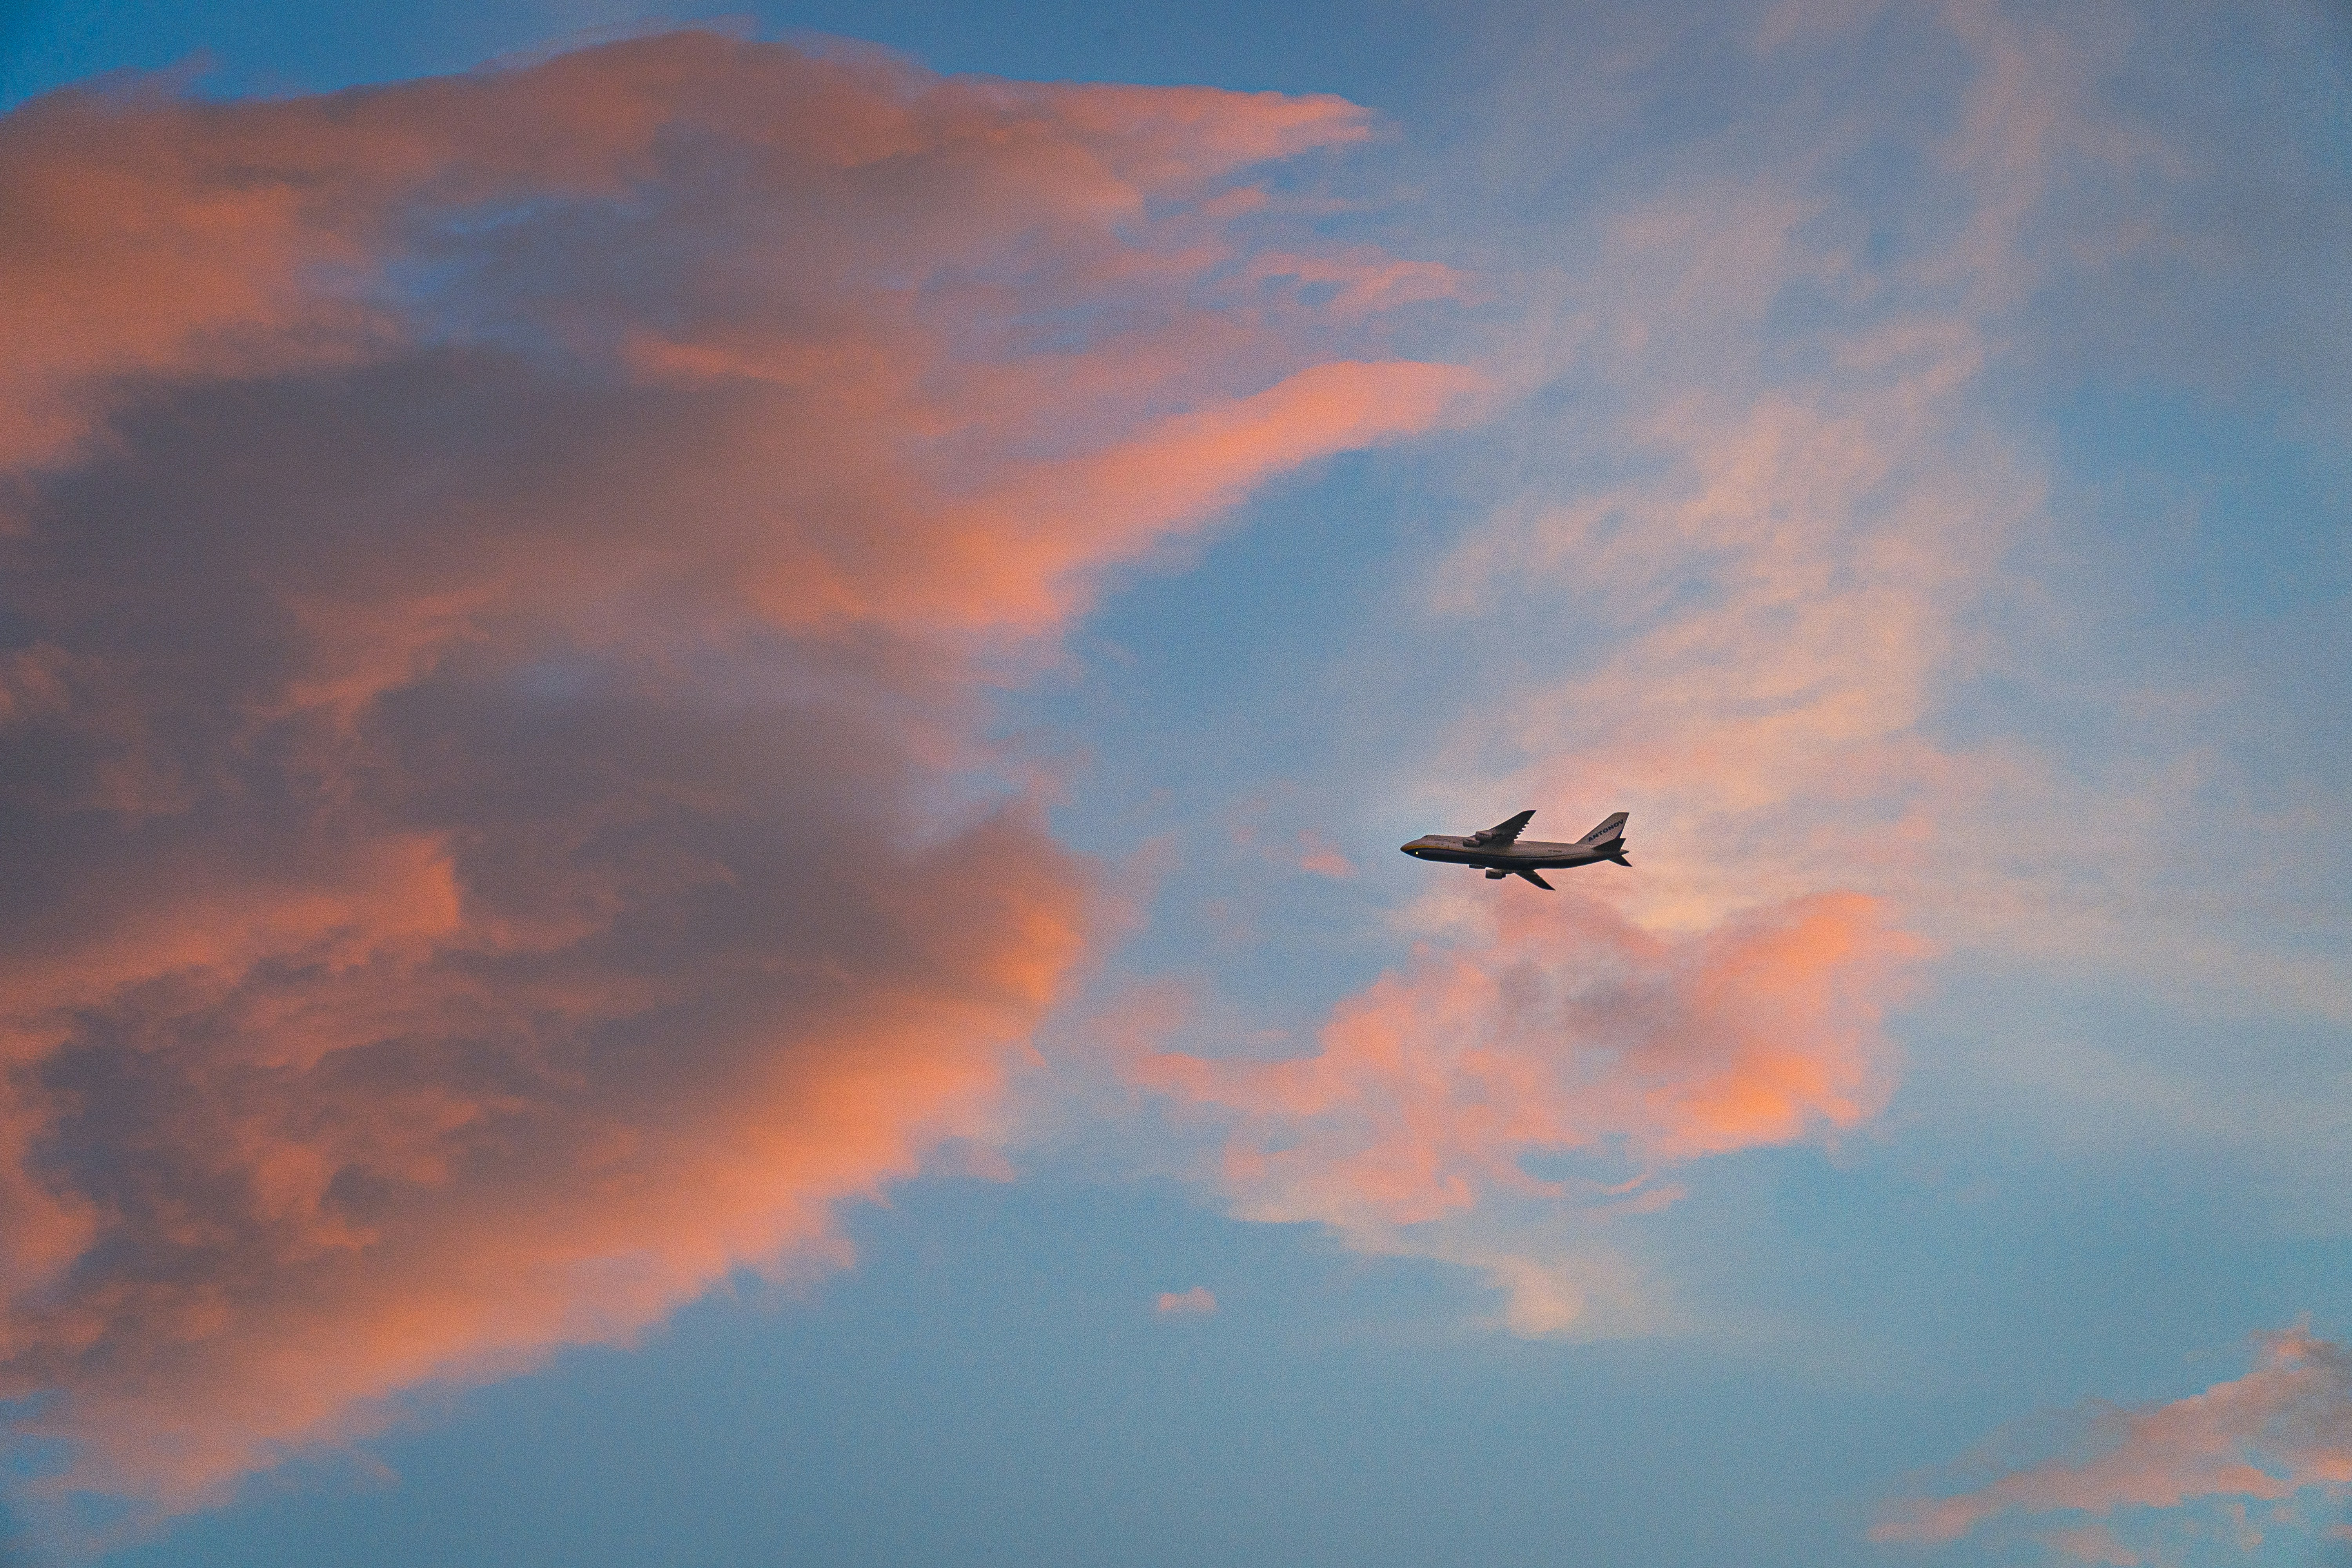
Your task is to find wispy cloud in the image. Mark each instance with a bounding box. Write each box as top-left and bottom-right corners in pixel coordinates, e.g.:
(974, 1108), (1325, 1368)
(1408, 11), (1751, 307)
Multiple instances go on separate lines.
(1155, 1286), (1218, 1316)
(1121, 0), (2352, 1336)
(1875, 1325), (2352, 1555)
(1294, 831), (1356, 878)
(2040, 1523), (2142, 1565)
(1135, 890), (1921, 1332)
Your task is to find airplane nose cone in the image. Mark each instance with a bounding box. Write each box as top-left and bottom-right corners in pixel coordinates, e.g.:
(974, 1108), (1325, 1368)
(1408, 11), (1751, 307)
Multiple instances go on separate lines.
(1399, 842), (1420, 855)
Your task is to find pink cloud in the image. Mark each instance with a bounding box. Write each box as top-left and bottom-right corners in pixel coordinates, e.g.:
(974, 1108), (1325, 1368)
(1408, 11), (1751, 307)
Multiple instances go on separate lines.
(1221, 789), (1362, 880)
(1131, 889), (1921, 1326)
(0, 33), (1472, 1511)
(2040, 1524), (2141, 1565)
(1295, 830), (1355, 878)
(1155, 1287), (1218, 1316)
(1242, 249), (1475, 316)
(1875, 1326), (2352, 1547)
(1439, 0), (2352, 1041)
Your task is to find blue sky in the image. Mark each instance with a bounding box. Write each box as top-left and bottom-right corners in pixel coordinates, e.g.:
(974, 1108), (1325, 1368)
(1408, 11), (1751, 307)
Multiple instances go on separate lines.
(2, 2), (2348, 1566)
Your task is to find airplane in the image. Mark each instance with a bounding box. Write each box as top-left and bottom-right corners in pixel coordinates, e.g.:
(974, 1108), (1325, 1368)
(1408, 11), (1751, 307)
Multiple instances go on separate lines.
(1399, 809), (1630, 890)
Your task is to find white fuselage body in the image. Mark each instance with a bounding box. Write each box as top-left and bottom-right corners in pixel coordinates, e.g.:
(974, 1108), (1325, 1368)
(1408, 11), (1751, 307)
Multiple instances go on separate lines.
(1398, 835), (1614, 872)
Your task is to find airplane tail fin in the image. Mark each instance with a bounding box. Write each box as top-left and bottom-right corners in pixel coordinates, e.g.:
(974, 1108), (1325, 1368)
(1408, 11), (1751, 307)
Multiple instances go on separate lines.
(1578, 811), (1629, 847)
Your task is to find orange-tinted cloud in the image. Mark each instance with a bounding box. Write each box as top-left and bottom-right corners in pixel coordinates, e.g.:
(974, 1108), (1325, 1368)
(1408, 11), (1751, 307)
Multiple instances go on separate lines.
(1440, 0), (2352, 1038)
(1295, 830), (1355, 878)
(1112, 8), (2063, 1341)
(2040, 1524), (2141, 1565)
(1155, 1287), (1218, 1316)
(0, 33), (1471, 1509)
(1875, 1326), (2352, 1548)
(1133, 889), (1921, 1330)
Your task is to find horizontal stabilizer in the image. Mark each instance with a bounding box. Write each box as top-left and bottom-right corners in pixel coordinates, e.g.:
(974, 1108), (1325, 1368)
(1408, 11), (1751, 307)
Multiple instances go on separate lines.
(1578, 810), (1629, 846)
(1606, 851), (1630, 867)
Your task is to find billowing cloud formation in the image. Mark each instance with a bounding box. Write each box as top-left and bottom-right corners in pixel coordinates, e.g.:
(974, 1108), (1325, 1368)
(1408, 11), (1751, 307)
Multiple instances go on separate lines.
(0, 33), (1473, 1506)
(1875, 1326), (2352, 1552)
(1136, 890), (1920, 1331)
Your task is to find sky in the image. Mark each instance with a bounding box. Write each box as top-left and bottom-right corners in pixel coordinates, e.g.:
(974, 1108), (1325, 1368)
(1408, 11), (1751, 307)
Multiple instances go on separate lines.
(0, 1), (2348, 1565)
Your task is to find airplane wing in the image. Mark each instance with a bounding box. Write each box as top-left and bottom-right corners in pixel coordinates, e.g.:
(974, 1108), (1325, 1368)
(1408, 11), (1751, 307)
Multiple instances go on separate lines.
(1470, 809), (1535, 847)
(1514, 868), (1555, 890)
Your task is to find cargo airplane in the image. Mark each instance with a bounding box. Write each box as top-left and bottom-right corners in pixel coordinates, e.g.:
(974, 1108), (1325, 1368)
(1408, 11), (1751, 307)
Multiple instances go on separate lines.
(1399, 809), (1629, 890)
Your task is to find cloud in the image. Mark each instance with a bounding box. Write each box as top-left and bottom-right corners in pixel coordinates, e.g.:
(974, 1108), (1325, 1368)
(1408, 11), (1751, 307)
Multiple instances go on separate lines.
(1452, 0), (2352, 1018)
(1113, 45), (1996, 1330)
(1154, 1286), (1218, 1316)
(2040, 1524), (2141, 1565)
(1219, 789), (1361, 880)
(1112, 0), (2352, 1337)
(1339, 0), (2352, 1293)
(1429, 145), (2036, 946)
(1133, 889), (1921, 1331)
(1294, 831), (1355, 878)
(1875, 1325), (2352, 1549)
(0, 33), (1472, 1510)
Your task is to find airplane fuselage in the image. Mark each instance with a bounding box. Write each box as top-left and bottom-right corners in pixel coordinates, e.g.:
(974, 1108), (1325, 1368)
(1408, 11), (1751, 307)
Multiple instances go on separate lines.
(1402, 810), (1627, 889)
(1398, 835), (1617, 872)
